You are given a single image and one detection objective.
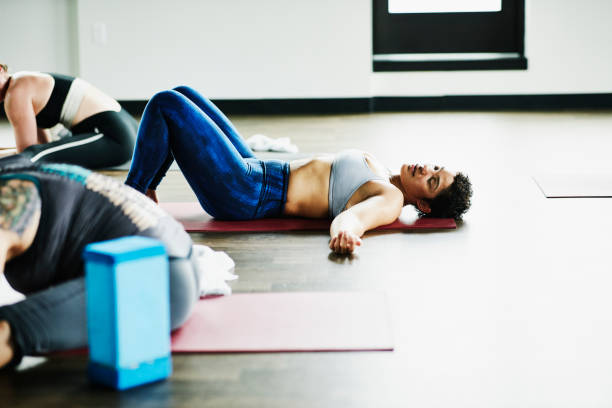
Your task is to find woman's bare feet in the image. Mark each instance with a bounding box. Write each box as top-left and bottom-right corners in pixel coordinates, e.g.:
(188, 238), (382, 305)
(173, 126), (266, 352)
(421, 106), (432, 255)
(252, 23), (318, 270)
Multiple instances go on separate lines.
(0, 320), (14, 369)
(145, 189), (159, 203)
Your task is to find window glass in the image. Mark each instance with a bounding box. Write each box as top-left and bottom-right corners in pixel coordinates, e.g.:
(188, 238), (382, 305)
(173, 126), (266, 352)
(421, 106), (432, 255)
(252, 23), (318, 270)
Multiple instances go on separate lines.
(388, 0), (502, 13)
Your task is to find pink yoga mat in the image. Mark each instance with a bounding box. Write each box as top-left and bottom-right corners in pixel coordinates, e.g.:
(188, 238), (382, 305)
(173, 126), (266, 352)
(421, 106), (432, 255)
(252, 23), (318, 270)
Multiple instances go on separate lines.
(171, 292), (394, 352)
(54, 292), (393, 356)
(160, 202), (456, 232)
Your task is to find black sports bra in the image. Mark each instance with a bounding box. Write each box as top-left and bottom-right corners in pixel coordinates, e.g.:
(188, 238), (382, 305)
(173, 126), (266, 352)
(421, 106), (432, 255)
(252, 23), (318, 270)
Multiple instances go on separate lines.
(35, 73), (75, 129)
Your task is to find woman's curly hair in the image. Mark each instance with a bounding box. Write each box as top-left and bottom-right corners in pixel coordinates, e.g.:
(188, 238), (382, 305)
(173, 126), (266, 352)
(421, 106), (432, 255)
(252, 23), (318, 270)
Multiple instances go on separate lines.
(0, 64), (7, 72)
(420, 172), (472, 220)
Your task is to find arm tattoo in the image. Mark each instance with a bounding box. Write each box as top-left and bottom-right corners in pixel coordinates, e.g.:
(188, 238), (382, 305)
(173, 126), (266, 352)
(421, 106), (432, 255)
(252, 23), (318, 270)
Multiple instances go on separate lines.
(0, 179), (41, 237)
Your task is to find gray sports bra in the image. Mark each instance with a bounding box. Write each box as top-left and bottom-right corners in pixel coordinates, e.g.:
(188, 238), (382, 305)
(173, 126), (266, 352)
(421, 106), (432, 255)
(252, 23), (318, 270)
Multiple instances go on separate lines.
(328, 150), (386, 218)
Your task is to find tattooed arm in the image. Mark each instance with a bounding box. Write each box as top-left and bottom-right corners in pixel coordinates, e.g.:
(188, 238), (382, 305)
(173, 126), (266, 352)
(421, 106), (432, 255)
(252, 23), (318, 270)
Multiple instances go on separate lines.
(0, 179), (41, 274)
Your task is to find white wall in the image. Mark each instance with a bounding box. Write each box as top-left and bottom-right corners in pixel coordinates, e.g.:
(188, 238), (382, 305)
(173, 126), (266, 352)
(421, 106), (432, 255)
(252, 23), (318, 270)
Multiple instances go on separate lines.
(0, 0), (78, 75)
(76, 0), (371, 99)
(2, 0), (612, 99)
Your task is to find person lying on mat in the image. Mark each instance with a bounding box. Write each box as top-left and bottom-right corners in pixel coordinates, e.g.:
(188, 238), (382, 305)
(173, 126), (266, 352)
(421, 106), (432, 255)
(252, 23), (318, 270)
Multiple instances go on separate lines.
(125, 86), (472, 255)
(0, 63), (138, 169)
(0, 154), (201, 370)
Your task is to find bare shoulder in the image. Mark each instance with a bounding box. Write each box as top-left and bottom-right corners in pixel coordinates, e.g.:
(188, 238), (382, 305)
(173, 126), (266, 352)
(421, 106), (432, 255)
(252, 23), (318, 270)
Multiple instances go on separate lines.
(343, 183), (403, 232)
(6, 72), (51, 100)
(376, 181), (404, 208)
(4, 74), (34, 113)
(362, 151), (391, 178)
(351, 180), (403, 214)
(0, 178), (42, 238)
(4, 73), (54, 122)
(362, 150), (383, 163)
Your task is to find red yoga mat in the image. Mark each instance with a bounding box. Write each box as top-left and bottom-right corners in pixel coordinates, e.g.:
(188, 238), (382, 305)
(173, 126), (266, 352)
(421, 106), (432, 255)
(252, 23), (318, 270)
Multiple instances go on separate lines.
(160, 202), (456, 232)
(171, 292), (394, 352)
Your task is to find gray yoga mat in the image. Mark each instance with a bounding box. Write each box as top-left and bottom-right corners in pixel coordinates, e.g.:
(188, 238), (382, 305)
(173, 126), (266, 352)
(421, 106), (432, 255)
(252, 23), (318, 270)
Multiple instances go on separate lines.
(533, 174), (612, 198)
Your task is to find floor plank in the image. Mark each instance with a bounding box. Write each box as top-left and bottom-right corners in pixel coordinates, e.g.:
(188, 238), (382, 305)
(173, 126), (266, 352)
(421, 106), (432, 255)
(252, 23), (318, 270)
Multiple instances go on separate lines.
(2, 110), (612, 407)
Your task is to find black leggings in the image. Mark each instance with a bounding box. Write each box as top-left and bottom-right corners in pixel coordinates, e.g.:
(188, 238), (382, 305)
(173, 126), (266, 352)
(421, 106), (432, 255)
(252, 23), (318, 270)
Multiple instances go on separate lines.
(22, 109), (138, 169)
(0, 253), (200, 367)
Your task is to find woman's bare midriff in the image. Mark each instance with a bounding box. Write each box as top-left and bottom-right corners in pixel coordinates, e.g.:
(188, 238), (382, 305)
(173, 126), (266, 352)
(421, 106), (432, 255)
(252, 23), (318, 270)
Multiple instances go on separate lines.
(72, 84), (121, 126)
(283, 152), (394, 219)
(27, 73), (120, 128)
(284, 156), (333, 218)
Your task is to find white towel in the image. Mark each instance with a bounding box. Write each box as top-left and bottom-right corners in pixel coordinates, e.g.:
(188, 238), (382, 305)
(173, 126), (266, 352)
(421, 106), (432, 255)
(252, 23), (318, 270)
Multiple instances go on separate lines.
(246, 134), (298, 153)
(49, 124), (73, 141)
(192, 245), (238, 297)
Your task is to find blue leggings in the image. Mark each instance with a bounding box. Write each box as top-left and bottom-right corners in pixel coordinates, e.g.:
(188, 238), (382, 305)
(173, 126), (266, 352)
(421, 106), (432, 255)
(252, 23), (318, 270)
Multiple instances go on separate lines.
(125, 86), (289, 220)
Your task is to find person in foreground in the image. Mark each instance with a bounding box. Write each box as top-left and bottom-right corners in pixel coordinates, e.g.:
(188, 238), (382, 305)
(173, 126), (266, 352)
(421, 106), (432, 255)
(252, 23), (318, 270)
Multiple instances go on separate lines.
(0, 154), (200, 370)
(0, 64), (137, 168)
(126, 86), (473, 254)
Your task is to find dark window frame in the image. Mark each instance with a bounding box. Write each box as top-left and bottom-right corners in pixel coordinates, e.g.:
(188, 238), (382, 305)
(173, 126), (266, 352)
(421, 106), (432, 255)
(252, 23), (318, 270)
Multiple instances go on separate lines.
(373, 0), (526, 71)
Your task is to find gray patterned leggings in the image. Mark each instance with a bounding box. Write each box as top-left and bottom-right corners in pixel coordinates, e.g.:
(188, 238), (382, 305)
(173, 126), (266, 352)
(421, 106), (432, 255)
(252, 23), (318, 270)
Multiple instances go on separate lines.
(0, 253), (200, 367)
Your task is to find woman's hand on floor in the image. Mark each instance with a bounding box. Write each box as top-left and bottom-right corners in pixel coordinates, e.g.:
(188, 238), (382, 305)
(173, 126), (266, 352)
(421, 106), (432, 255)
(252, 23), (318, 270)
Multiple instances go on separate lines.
(329, 230), (362, 254)
(0, 320), (14, 369)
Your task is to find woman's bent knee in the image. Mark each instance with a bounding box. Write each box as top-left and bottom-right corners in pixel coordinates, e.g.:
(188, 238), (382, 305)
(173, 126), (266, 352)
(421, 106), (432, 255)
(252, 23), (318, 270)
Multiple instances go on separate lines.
(150, 88), (196, 108)
(172, 85), (197, 95)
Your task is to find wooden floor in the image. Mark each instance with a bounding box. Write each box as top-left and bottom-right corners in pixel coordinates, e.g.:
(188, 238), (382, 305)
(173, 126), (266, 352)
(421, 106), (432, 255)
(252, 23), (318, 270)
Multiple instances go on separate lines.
(2, 110), (612, 407)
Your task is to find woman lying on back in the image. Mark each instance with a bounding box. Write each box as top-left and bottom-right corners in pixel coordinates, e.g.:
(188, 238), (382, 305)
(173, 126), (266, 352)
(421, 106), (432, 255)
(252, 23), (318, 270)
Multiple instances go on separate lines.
(125, 86), (472, 254)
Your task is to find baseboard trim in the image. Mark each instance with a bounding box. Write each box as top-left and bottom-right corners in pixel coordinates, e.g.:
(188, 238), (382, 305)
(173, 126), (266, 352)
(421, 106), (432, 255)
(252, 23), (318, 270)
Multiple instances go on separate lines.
(3, 94), (612, 121)
(372, 94), (612, 111)
(119, 98), (372, 116)
(119, 94), (612, 116)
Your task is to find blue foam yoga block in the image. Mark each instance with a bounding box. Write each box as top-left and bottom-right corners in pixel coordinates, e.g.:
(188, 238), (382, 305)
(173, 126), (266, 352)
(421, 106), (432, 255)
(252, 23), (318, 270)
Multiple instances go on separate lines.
(83, 236), (172, 390)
